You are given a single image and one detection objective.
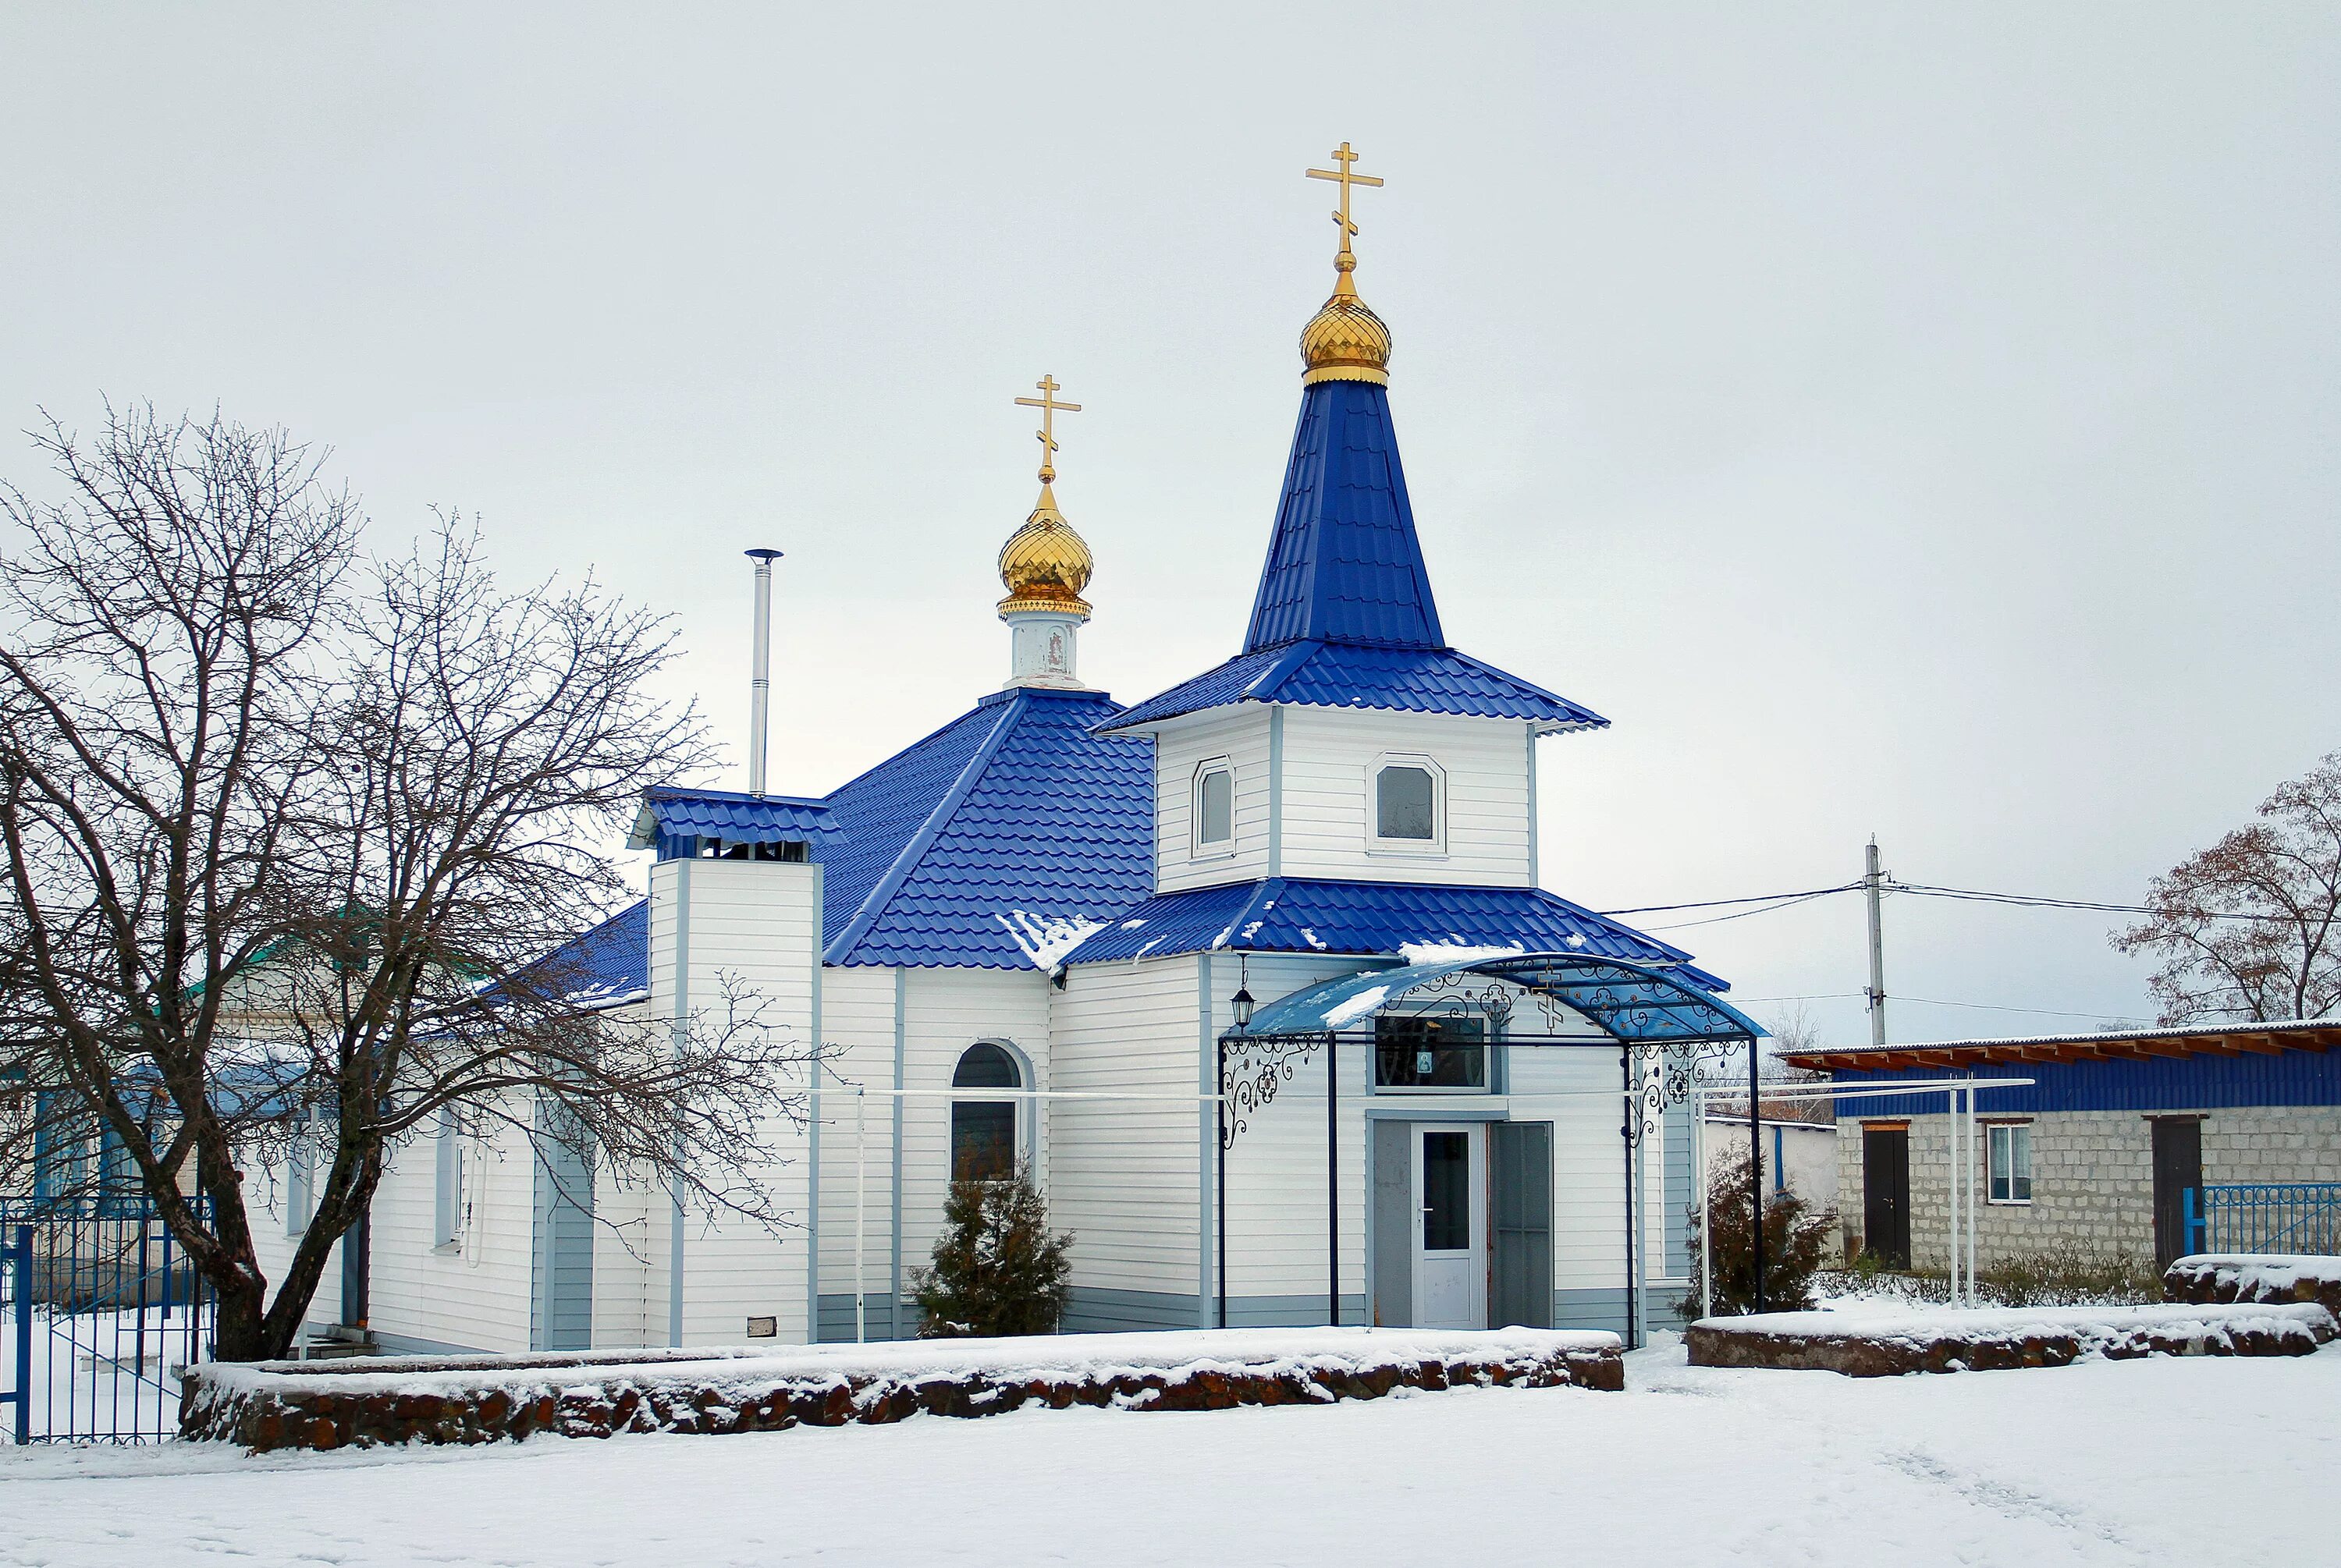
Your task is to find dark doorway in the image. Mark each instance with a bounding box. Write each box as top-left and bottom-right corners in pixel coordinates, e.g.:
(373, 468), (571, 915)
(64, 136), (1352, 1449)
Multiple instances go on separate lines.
(2151, 1116), (2204, 1270)
(1862, 1126), (1911, 1267)
(1489, 1121), (1553, 1329)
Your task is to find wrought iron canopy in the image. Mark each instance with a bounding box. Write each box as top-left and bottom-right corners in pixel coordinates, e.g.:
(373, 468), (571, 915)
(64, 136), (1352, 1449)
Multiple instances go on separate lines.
(1231, 952), (1765, 1047)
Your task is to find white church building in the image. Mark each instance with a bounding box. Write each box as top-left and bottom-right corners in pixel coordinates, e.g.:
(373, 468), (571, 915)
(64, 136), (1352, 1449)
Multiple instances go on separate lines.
(254, 154), (1763, 1357)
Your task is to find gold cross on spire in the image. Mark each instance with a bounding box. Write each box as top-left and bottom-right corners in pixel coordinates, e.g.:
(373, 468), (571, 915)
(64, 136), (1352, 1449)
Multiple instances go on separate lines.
(1014, 374), (1082, 485)
(1306, 140), (1384, 286)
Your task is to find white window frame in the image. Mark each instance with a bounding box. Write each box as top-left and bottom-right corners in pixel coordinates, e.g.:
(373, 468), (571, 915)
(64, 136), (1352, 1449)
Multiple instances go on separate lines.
(433, 1109), (464, 1248)
(1986, 1121), (2033, 1205)
(1368, 752), (1446, 855)
(949, 1038), (1036, 1180)
(286, 1117), (317, 1236)
(1192, 757), (1236, 859)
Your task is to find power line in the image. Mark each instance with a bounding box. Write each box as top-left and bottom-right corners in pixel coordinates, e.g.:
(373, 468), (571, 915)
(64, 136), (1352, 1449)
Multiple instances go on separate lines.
(1597, 883), (1861, 917)
(1886, 878), (2290, 922)
(1638, 887), (1853, 932)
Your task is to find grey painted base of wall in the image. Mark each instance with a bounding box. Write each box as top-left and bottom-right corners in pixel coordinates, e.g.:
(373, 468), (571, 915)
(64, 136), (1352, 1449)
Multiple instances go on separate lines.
(1060, 1287), (1373, 1335)
(815, 1292), (916, 1343)
(808, 1284), (1651, 1342)
(366, 1329), (489, 1357)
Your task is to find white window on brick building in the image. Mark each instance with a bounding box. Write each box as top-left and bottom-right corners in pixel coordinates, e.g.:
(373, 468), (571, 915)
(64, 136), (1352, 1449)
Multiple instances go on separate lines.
(1988, 1122), (2032, 1204)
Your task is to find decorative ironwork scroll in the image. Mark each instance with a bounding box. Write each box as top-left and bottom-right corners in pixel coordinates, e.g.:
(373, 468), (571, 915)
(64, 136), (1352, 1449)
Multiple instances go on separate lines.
(1219, 1033), (1323, 1149)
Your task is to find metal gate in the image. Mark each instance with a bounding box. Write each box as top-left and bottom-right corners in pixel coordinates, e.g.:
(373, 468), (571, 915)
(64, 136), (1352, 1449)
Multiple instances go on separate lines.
(0, 1198), (215, 1443)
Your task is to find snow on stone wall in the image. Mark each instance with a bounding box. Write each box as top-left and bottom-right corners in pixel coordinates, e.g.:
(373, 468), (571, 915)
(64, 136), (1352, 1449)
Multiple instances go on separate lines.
(181, 1326), (1624, 1451)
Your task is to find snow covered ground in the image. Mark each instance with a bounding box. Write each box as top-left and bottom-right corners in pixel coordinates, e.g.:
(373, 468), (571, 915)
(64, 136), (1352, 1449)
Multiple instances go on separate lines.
(5, 1336), (2336, 1567)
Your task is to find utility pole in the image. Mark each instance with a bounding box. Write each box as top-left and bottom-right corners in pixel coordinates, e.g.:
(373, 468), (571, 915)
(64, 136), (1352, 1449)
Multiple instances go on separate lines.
(1864, 838), (1888, 1046)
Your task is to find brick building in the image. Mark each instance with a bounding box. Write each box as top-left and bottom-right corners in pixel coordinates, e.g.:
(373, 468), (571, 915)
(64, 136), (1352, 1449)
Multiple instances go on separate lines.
(1781, 1020), (2341, 1272)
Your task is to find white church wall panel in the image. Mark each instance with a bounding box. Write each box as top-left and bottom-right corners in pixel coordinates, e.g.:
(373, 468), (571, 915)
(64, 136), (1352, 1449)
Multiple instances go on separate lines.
(1213, 954), (1370, 1318)
(650, 856), (823, 1346)
(894, 966), (1055, 1321)
(1153, 708), (1274, 893)
(1049, 956), (1210, 1305)
(244, 1151), (343, 1343)
(1276, 708), (1533, 887)
(363, 1091), (538, 1355)
(808, 963), (897, 1338)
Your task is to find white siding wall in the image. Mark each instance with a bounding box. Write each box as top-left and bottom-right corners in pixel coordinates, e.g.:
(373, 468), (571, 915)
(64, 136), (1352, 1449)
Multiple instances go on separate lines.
(243, 1091), (541, 1354)
(364, 1097), (538, 1353)
(1277, 708), (1533, 887)
(648, 855), (822, 1346)
(809, 963), (896, 1334)
(245, 1151), (343, 1342)
(808, 963), (1054, 1336)
(1517, 1043), (1635, 1300)
(1153, 708), (1275, 893)
(1215, 955), (1372, 1309)
(1049, 956), (1211, 1307)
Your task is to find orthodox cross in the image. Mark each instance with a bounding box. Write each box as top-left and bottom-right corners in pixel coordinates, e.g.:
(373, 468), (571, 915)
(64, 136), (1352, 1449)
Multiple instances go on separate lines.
(1305, 141), (1384, 257)
(1014, 374), (1082, 484)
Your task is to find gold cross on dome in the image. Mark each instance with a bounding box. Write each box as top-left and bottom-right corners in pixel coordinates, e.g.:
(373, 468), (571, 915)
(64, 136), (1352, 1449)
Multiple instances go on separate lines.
(1306, 141), (1384, 251)
(1014, 374), (1082, 484)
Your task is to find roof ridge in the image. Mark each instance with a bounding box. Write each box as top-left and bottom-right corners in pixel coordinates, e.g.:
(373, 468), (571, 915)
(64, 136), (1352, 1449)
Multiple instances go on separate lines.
(822, 691), (1029, 965)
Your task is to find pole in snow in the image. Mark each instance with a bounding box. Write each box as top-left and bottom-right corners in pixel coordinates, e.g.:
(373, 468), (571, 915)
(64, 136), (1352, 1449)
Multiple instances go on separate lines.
(1750, 1034), (1767, 1314)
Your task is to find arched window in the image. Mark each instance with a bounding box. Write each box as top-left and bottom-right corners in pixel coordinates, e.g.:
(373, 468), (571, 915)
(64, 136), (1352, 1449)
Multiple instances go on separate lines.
(950, 1043), (1021, 1181)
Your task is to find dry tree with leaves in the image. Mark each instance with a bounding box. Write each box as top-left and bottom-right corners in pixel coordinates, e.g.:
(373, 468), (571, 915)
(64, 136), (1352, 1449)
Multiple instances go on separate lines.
(0, 404), (812, 1360)
(2113, 754), (2341, 1026)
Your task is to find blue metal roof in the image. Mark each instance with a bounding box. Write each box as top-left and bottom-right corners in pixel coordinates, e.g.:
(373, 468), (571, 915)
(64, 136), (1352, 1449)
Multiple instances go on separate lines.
(1815, 1049), (2341, 1116)
(1245, 379), (1443, 651)
(1242, 953), (1761, 1045)
(1061, 875), (1725, 991)
(626, 787), (836, 851)
(480, 898), (650, 1011)
(819, 688), (1155, 969)
(1096, 639), (1608, 734)
(1107, 370), (1604, 733)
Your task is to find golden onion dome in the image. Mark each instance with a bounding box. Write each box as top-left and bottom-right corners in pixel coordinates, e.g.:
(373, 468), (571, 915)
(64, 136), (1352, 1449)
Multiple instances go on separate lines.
(1300, 253), (1391, 386)
(997, 485), (1094, 617)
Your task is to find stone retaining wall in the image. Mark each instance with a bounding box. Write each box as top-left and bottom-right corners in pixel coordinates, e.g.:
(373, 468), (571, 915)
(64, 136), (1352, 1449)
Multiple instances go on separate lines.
(181, 1328), (1624, 1452)
(1687, 1301), (2333, 1378)
(2164, 1253), (2341, 1318)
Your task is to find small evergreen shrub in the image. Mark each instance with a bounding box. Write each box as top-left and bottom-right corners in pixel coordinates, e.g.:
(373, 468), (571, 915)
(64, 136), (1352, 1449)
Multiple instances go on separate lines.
(910, 1165), (1073, 1338)
(1678, 1141), (1838, 1320)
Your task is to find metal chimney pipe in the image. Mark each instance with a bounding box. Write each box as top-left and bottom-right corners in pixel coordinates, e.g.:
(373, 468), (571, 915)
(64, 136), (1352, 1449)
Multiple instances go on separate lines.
(745, 548), (782, 797)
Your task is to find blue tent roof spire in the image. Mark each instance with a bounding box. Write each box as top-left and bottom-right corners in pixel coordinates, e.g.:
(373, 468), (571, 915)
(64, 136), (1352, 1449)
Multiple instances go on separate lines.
(1242, 378), (1444, 652)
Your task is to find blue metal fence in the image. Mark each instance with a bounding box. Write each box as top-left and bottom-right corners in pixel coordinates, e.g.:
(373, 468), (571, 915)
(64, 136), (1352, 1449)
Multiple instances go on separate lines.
(2185, 1183), (2341, 1258)
(0, 1198), (215, 1443)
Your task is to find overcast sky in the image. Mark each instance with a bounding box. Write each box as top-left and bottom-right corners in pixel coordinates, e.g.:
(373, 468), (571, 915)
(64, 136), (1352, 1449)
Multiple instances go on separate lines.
(3, 5), (2334, 1046)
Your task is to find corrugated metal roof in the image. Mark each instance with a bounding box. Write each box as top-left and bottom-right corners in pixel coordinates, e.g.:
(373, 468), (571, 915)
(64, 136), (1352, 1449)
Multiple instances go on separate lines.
(502, 899), (650, 1010)
(1783, 1018), (2341, 1073)
(820, 688), (1155, 969)
(1244, 379), (1444, 651)
(1815, 1049), (2341, 1116)
(625, 788), (836, 850)
(1061, 875), (1723, 989)
(1096, 639), (1608, 733)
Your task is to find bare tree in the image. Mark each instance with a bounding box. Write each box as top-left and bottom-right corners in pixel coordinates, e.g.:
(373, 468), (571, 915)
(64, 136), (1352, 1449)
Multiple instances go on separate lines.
(0, 405), (807, 1360)
(2113, 752), (2341, 1025)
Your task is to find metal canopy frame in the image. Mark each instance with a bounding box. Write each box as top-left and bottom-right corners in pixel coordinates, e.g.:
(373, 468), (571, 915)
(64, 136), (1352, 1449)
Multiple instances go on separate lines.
(1215, 953), (1773, 1341)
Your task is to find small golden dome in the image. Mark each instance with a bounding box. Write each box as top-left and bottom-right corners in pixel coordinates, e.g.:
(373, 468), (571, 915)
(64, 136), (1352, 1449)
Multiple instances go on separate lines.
(1300, 255), (1391, 386)
(997, 485), (1094, 617)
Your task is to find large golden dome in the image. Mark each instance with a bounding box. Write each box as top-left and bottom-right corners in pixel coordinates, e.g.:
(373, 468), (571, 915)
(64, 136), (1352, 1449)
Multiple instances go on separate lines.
(1300, 254), (1391, 386)
(997, 486), (1094, 617)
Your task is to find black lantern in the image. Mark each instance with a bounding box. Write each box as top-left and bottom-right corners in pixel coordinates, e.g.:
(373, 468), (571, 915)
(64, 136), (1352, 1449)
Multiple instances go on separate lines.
(1231, 984), (1255, 1032)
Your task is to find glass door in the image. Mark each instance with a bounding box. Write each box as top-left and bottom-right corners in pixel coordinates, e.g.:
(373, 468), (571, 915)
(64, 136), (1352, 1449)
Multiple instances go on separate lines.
(1412, 1125), (1486, 1329)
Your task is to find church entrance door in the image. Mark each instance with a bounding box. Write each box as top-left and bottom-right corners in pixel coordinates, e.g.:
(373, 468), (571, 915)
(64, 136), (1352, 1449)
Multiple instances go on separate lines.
(1412, 1124), (1486, 1329)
